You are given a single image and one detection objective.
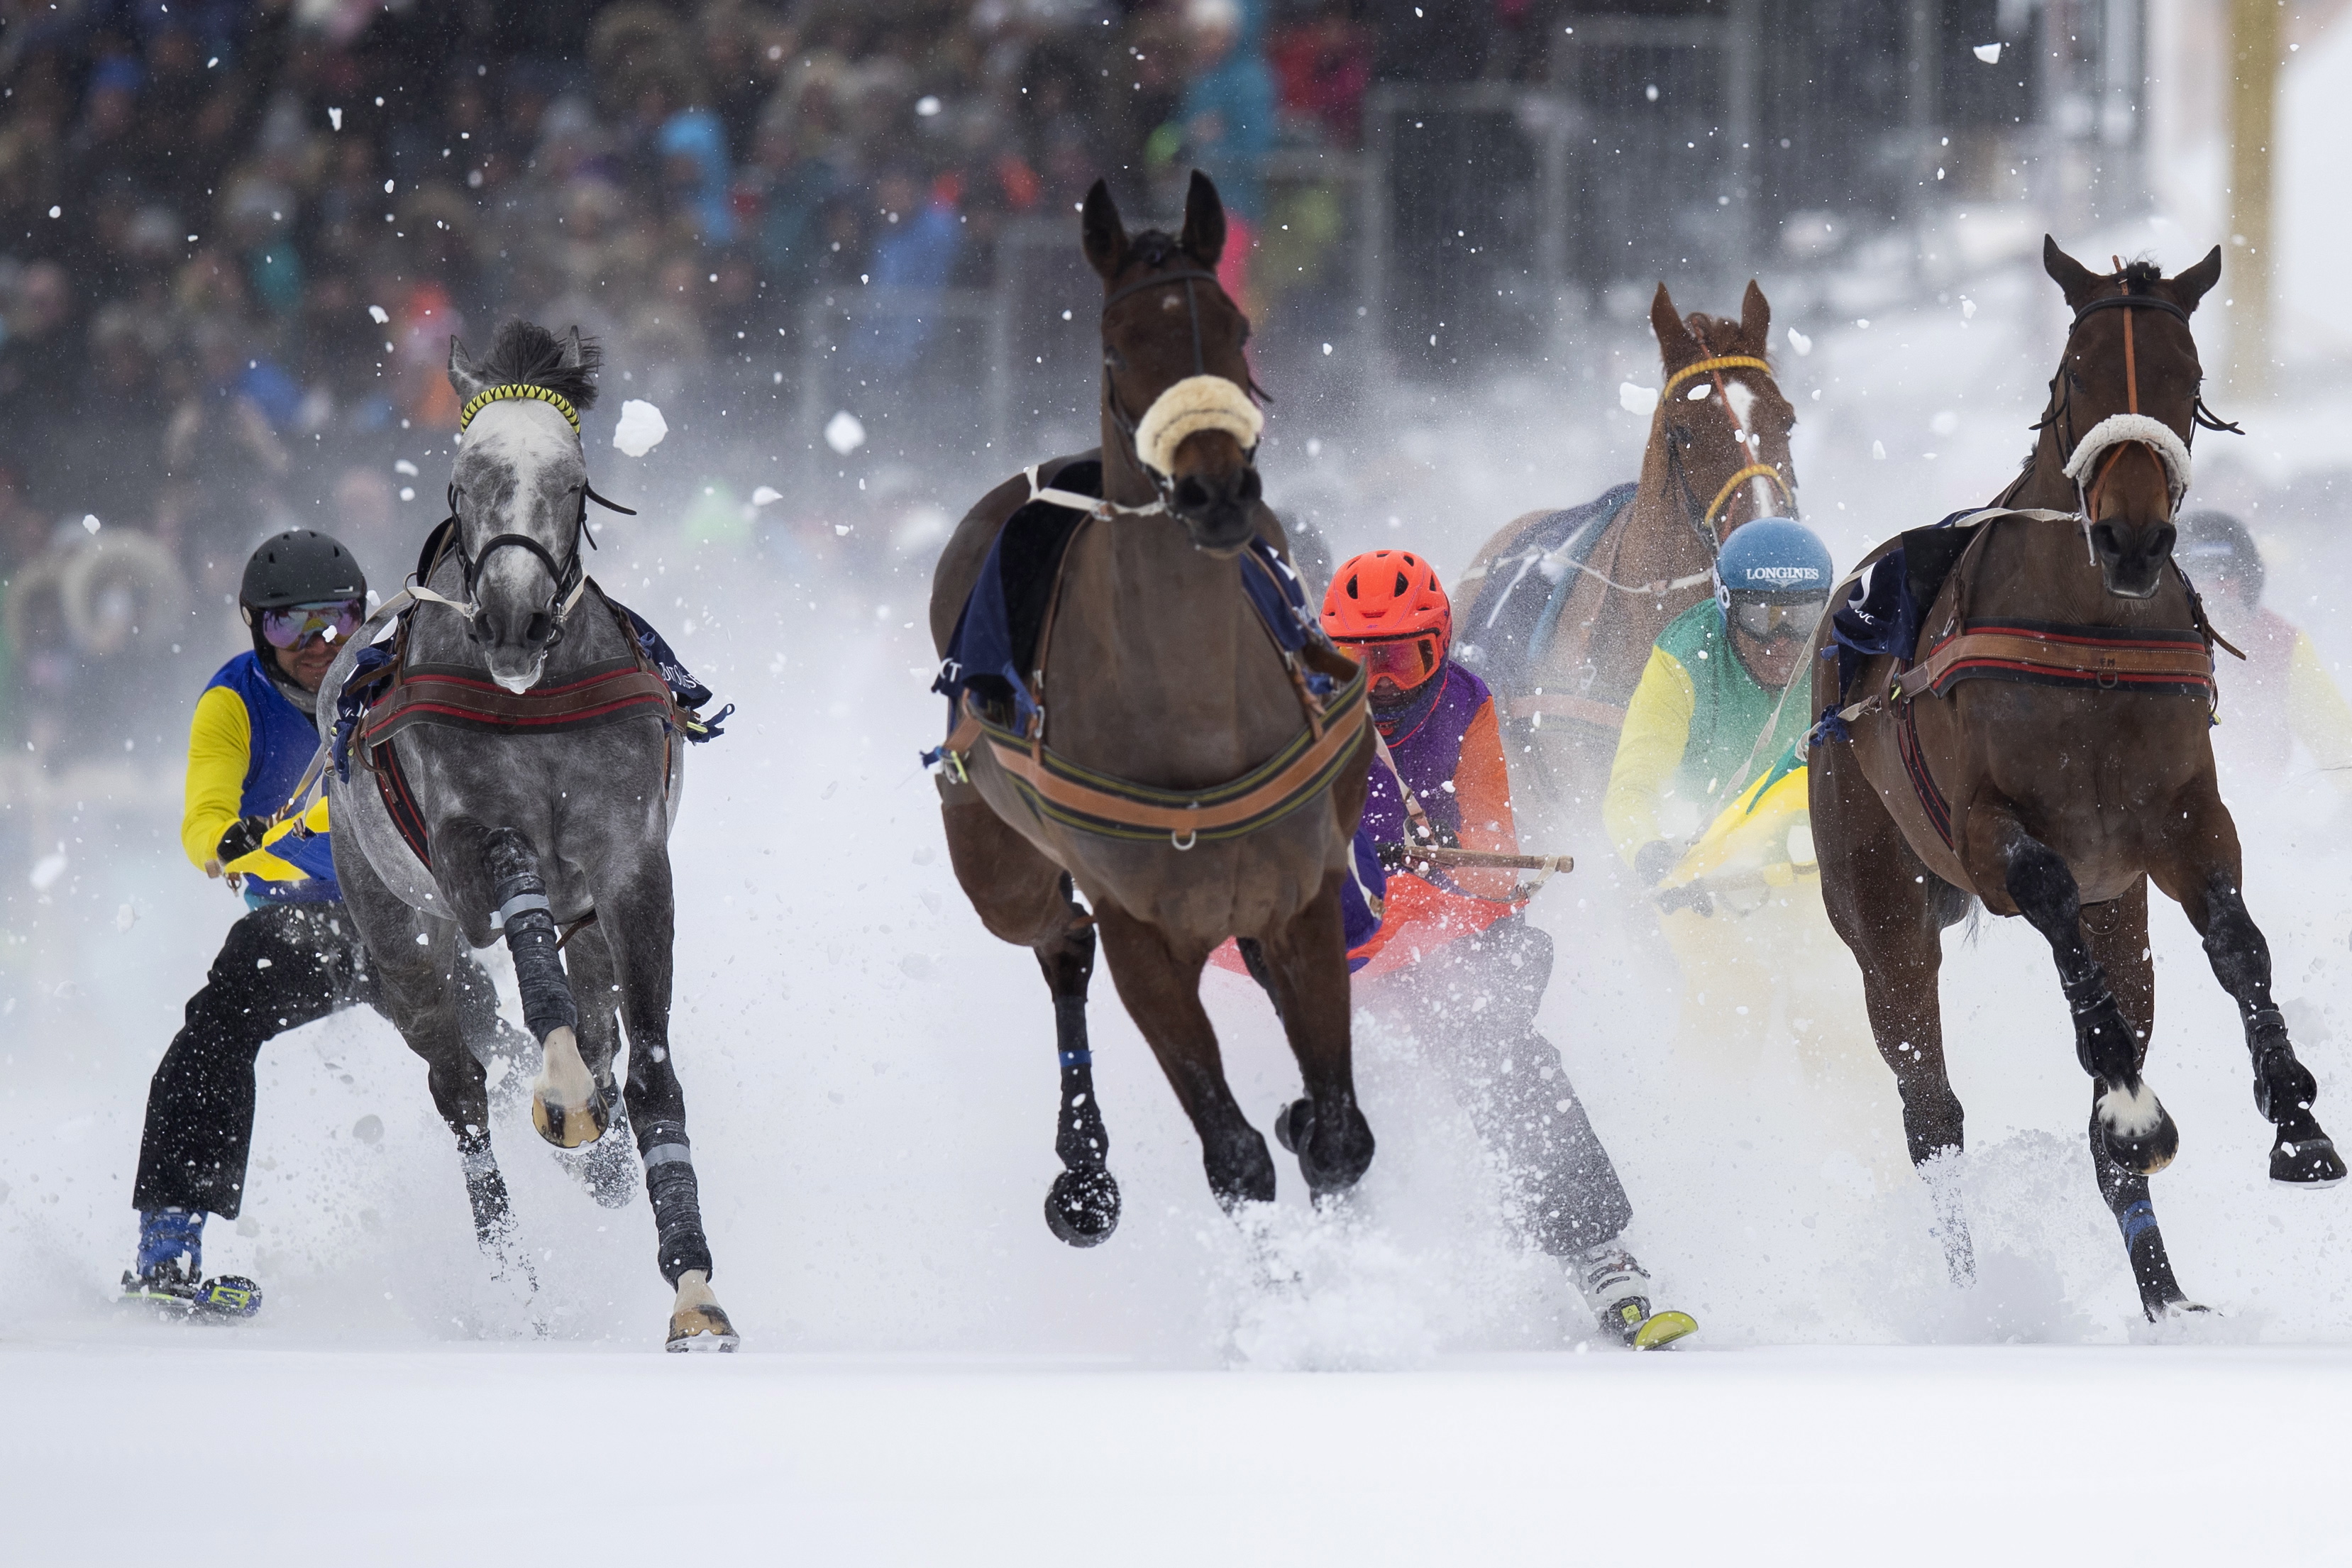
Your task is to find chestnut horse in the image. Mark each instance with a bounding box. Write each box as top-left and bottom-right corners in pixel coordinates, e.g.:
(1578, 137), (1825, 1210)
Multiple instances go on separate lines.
(927, 173), (1374, 1242)
(1809, 239), (2344, 1320)
(1454, 282), (1798, 838)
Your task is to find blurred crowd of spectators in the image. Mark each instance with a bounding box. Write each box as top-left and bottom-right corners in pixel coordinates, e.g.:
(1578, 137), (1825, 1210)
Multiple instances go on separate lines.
(0, 0), (1562, 768)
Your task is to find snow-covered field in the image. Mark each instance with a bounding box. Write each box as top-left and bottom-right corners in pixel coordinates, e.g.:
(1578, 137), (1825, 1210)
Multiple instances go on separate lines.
(7, 227), (2352, 1561)
(11, 1340), (2351, 1562)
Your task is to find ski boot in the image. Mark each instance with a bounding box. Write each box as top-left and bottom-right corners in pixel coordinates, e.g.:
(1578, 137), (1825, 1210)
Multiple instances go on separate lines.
(120, 1208), (262, 1320)
(1574, 1241), (1696, 1350)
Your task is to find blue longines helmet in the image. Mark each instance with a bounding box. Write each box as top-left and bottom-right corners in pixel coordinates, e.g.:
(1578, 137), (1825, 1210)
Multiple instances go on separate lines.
(1714, 517), (1834, 609)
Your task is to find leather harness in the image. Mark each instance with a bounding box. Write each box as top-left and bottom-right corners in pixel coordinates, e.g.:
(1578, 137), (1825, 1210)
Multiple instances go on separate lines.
(937, 505), (1367, 848)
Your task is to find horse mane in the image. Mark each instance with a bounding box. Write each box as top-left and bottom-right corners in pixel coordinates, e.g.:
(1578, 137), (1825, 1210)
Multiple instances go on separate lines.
(1685, 311), (1763, 358)
(1125, 230), (1186, 271)
(476, 319), (603, 411)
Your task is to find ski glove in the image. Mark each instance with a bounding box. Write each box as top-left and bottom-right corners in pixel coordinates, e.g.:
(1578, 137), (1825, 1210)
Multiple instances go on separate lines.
(1634, 838), (1679, 889)
(215, 815), (272, 866)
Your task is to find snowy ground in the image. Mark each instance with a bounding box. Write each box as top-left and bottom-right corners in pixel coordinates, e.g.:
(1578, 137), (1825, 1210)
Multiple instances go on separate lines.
(7, 226), (2352, 1559)
(10, 1340), (2351, 1563)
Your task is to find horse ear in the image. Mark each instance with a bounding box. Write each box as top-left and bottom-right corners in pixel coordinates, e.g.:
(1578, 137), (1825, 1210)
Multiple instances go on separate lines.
(2172, 245), (2224, 313)
(1650, 283), (1699, 367)
(1081, 179), (1128, 282)
(1740, 279), (1771, 349)
(2043, 235), (2104, 307)
(448, 336), (490, 402)
(559, 326), (586, 368)
(1180, 170), (1226, 268)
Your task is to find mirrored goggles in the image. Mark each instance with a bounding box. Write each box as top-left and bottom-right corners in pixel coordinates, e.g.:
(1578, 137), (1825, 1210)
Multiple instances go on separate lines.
(1338, 633), (1442, 691)
(259, 598), (365, 651)
(1728, 596), (1827, 641)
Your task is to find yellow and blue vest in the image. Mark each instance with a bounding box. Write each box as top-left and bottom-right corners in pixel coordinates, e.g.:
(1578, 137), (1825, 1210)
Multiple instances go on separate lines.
(184, 652), (336, 905)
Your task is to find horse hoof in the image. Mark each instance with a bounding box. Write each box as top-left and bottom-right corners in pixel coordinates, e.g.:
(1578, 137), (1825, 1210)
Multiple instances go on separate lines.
(2097, 1083), (2179, 1176)
(1272, 1098), (1311, 1156)
(530, 1026), (606, 1149)
(665, 1270), (739, 1352)
(1043, 1167), (1121, 1247)
(2271, 1133), (2348, 1188)
(2145, 1294), (2212, 1323)
(531, 1090), (610, 1150)
(1274, 1098), (1374, 1197)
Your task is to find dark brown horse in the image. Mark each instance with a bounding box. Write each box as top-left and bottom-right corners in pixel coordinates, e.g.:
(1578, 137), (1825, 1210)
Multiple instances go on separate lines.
(927, 173), (1374, 1242)
(1454, 282), (1799, 837)
(1809, 239), (2345, 1320)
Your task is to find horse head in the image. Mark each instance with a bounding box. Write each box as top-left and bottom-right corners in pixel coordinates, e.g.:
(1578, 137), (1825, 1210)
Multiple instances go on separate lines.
(2041, 237), (2222, 600)
(445, 324), (602, 691)
(1647, 280), (1799, 557)
(1083, 171), (1264, 556)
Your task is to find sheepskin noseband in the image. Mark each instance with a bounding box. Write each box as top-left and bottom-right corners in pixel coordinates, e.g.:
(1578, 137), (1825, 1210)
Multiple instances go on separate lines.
(1133, 375), (1263, 477)
(2063, 412), (2192, 507)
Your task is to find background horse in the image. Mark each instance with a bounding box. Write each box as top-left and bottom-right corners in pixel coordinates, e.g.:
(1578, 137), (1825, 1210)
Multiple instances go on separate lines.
(1454, 284), (1798, 842)
(927, 172), (1374, 1242)
(321, 322), (736, 1349)
(1809, 240), (2344, 1320)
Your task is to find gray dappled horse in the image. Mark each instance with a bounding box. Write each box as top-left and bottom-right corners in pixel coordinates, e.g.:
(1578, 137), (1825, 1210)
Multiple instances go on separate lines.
(319, 322), (734, 1349)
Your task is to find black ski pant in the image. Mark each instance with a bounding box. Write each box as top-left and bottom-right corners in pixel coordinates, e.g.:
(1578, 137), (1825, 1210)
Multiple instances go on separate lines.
(131, 900), (508, 1218)
(1357, 914), (1634, 1256)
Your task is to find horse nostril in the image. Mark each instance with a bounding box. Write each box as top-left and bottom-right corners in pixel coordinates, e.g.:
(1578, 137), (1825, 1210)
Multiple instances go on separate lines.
(1174, 475), (1212, 512)
(1238, 469), (1262, 502)
(524, 611), (553, 645)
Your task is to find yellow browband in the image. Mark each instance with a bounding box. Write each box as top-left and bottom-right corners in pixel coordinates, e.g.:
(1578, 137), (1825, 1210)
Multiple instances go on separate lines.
(1661, 355), (1774, 399)
(458, 382), (580, 434)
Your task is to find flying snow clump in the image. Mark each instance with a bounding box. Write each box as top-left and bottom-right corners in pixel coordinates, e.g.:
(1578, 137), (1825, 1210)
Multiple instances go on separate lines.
(751, 486), (784, 507)
(825, 410), (868, 455)
(1618, 382), (1658, 416)
(1973, 43), (2002, 63)
(614, 400), (669, 457)
(1785, 326), (1812, 355)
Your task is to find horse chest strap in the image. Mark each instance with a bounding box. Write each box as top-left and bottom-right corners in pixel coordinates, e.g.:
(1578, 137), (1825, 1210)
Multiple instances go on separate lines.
(363, 661), (675, 747)
(1897, 620), (2214, 701)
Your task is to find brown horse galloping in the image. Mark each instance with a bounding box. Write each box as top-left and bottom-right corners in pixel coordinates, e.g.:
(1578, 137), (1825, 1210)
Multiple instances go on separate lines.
(927, 173), (1374, 1242)
(1809, 239), (2345, 1320)
(1455, 283), (1799, 838)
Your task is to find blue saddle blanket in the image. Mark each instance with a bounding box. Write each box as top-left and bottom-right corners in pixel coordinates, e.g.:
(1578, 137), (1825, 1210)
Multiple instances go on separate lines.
(1454, 482), (1639, 692)
(1821, 508), (1980, 735)
(929, 463), (1328, 751)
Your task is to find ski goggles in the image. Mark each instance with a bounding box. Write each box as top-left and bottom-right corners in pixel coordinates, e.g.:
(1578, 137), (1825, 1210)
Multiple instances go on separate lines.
(1335, 632), (1442, 691)
(1726, 595), (1826, 642)
(258, 598), (365, 651)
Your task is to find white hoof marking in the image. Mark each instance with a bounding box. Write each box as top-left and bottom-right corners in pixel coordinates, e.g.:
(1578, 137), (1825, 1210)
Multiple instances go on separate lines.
(533, 1027), (595, 1117)
(2099, 1080), (2165, 1139)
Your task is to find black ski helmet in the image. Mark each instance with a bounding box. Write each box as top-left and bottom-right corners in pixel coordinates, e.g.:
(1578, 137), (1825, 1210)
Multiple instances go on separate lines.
(240, 529), (366, 611)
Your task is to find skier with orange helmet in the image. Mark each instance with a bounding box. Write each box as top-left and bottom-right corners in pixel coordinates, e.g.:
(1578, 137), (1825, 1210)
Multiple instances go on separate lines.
(1314, 547), (1696, 1348)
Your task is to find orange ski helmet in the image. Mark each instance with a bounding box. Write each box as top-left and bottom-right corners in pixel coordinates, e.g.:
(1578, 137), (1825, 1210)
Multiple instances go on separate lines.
(1323, 549), (1452, 696)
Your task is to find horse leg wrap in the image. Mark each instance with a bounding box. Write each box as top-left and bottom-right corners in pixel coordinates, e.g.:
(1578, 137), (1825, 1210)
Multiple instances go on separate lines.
(1044, 993), (1121, 1247)
(459, 1132), (516, 1251)
(640, 1123), (713, 1287)
(487, 828), (575, 1044)
(1054, 997), (1109, 1172)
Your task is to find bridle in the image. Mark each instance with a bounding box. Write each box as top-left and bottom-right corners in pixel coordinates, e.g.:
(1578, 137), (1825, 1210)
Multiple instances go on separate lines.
(1096, 265), (1263, 517)
(1658, 335), (1796, 563)
(2026, 282), (2242, 529)
(416, 382), (637, 639)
